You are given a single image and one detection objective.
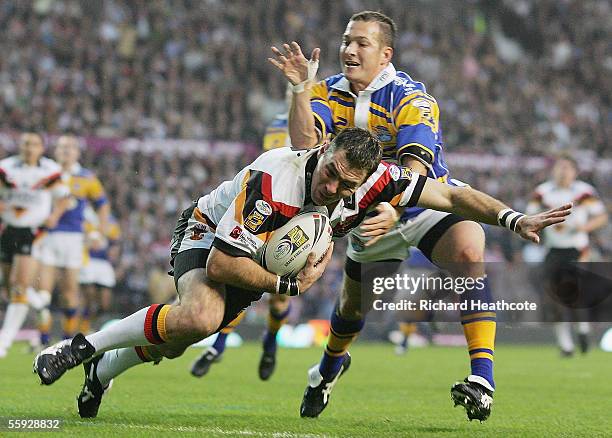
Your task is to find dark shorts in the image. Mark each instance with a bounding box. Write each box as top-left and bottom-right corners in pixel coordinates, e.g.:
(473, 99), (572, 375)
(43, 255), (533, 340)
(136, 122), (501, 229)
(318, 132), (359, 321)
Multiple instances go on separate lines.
(0, 226), (39, 264)
(171, 248), (264, 333)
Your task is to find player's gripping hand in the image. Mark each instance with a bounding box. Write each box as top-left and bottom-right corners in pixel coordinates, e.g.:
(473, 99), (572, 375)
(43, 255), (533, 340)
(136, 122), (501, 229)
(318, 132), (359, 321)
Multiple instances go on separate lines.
(269, 41), (320, 86)
(360, 203), (400, 247)
(296, 242), (334, 293)
(516, 203), (572, 244)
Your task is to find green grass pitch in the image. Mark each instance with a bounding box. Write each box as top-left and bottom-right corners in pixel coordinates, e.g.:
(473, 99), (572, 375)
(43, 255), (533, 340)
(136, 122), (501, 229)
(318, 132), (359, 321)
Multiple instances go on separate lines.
(1, 342), (610, 437)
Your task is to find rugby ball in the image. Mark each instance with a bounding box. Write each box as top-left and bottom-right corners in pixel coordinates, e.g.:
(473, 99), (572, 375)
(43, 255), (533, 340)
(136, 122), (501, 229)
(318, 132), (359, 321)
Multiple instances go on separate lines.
(262, 211), (333, 277)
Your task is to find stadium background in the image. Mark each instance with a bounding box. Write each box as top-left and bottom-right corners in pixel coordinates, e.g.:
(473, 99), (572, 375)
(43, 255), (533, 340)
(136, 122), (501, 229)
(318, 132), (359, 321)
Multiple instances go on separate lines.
(0, 0), (610, 336)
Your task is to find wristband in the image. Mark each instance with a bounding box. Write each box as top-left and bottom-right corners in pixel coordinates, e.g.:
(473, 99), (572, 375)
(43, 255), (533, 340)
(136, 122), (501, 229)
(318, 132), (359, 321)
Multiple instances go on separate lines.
(291, 59), (319, 93)
(275, 275), (300, 296)
(288, 277), (300, 296)
(497, 208), (526, 233)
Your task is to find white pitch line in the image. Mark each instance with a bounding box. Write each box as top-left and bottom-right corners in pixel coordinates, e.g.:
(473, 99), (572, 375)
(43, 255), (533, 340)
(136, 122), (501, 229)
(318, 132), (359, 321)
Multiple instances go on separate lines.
(72, 421), (330, 437)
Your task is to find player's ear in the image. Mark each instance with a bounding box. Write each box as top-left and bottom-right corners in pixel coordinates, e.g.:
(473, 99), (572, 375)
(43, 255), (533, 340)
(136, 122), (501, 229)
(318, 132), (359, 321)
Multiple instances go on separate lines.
(382, 46), (393, 64)
(320, 134), (332, 153)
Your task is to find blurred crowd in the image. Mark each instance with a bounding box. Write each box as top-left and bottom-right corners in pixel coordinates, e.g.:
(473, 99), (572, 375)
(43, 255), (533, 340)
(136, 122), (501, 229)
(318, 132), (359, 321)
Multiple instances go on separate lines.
(0, 0), (609, 318)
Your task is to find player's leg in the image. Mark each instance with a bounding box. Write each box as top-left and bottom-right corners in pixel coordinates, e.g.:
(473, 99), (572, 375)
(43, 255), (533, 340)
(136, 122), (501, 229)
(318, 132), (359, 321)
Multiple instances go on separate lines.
(79, 283), (96, 334)
(36, 261), (58, 346)
(60, 267), (81, 339)
(396, 322), (417, 355)
(300, 266), (362, 418)
(301, 227), (405, 418)
(420, 218), (495, 421)
(190, 311), (247, 378)
(0, 250), (38, 356)
(258, 294), (290, 380)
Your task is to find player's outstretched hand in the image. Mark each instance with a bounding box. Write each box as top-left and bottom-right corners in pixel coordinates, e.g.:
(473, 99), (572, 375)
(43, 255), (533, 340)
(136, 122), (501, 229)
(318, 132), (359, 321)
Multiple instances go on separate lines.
(360, 203), (400, 247)
(296, 242), (334, 293)
(269, 41), (320, 85)
(516, 203), (572, 243)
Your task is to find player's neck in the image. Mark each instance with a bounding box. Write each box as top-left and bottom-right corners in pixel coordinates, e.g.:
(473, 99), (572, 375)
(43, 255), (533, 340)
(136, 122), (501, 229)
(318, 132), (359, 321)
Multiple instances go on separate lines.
(349, 66), (388, 94)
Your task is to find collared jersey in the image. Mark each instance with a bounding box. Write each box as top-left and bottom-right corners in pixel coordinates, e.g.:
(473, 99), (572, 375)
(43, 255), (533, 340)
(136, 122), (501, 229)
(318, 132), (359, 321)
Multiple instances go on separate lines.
(53, 163), (107, 233)
(263, 113), (290, 151)
(194, 146), (427, 260)
(0, 156), (66, 227)
(310, 64), (453, 219)
(530, 180), (606, 250)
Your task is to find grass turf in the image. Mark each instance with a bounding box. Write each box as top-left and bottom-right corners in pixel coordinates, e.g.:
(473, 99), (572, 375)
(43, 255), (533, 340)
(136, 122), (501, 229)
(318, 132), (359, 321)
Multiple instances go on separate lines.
(0, 342), (610, 437)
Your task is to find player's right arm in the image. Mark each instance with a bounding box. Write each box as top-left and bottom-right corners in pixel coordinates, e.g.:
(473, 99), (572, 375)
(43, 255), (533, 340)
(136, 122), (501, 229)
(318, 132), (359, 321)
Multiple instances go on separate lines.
(415, 177), (572, 243)
(269, 42), (322, 148)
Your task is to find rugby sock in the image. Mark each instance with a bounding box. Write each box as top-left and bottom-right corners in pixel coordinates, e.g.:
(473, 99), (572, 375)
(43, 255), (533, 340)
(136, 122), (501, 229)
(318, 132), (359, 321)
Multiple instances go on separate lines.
(97, 346), (163, 386)
(319, 306), (364, 380)
(263, 303), (291, 355)
(577, 322), (590, 335)
(62, 308), (79, 339)
(86, 304), (171, 353)
(399, 322), (417, 349)
(555, 322), (574, 353)
(38, 308), (52, 345)
(0, 301), (29, 351)
(79, 308), (92, 334)
(460, 277), (496, 389)
(213, 311), (246, 355)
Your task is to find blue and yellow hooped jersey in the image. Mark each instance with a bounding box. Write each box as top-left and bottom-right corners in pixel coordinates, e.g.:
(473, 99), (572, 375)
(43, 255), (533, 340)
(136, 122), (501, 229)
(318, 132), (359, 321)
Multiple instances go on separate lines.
(53, 163), (107, 233)
(310, 63), (452, 219)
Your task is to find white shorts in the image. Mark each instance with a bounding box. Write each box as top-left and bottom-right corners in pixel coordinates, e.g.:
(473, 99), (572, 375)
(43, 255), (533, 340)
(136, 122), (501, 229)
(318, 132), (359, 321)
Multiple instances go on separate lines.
(80, 258), (116, 288)
(34, 231), (84, 269)
(346, 209), (455, 263)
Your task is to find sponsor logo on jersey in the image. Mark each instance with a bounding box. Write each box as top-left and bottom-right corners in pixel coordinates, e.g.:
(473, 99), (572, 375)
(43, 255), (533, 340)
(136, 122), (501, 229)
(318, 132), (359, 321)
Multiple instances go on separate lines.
(400, 167), (413, 180)
(388, 165), (401, 181)
(255, 200), (272, 216)
(189, 222), (208, 241)
(229, 226), (243, 239)
(244, 209), (268, 233)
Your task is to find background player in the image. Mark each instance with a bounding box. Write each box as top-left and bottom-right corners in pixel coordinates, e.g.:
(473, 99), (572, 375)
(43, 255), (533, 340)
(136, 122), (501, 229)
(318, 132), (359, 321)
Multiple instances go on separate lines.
(527, 154), (608, 356)
(79, 206), (121, 333)
(0, 133), (69, 357)
(34, 135), (109, 345)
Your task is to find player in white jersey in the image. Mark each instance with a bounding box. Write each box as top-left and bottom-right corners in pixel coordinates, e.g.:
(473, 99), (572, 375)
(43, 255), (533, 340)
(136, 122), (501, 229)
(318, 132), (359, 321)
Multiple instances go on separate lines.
(34, 128), (569, 418)
(33, 135), (109, 344)
(0, 133), (70, 358)
(527, 154), (608, 356)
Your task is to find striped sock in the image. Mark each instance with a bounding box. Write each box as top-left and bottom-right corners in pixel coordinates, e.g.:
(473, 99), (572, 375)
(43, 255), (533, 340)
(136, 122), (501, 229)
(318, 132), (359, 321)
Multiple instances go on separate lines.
(62, 308), (79, 339)
(86, 304), (171, 353)
(263, 303), (291, 355)
(319, 306), (364, 380)
(97, 346), (163, 386)
(80, 308), (91, 334)
(460, 277), (496, 389)
(38, 309), (52, 345)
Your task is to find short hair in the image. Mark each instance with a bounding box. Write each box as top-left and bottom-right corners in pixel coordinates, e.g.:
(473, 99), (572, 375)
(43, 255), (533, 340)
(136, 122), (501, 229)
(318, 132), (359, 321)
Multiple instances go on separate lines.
(328, 127), (382, 177)
(350, 10), (396, 49)
(555, 152), (578, 169)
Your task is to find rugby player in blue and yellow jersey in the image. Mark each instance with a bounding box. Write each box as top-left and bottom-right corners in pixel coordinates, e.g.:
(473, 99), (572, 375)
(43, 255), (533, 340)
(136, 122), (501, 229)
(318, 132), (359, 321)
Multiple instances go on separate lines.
(270, 10), (499, 421)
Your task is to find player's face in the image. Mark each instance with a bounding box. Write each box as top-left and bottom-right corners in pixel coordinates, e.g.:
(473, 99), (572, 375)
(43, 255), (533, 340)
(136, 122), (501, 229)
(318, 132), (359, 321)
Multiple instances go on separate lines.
(311, 149), (368, 206)
(55, 136), (80, 166)
(553, 159), (577, 186)
(18, 133), (44, 165)
(340, 20), (392, 90)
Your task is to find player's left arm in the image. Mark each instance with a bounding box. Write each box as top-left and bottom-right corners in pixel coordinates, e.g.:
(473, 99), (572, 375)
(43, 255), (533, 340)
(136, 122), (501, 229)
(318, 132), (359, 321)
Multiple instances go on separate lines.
(578, 193), (608, 233)
(88, 176), (110, 234)
(416, 178), (572, 243)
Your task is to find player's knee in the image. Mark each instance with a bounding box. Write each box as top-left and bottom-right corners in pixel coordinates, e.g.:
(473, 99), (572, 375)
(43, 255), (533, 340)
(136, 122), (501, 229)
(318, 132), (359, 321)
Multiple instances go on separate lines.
(182, 302), (222, 339)
(456, 246), (484, 264)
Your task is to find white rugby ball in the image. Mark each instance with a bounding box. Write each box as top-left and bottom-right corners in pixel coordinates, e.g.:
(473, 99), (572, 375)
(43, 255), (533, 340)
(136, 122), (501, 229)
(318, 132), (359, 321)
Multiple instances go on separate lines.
(262, 211), (333, 277)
